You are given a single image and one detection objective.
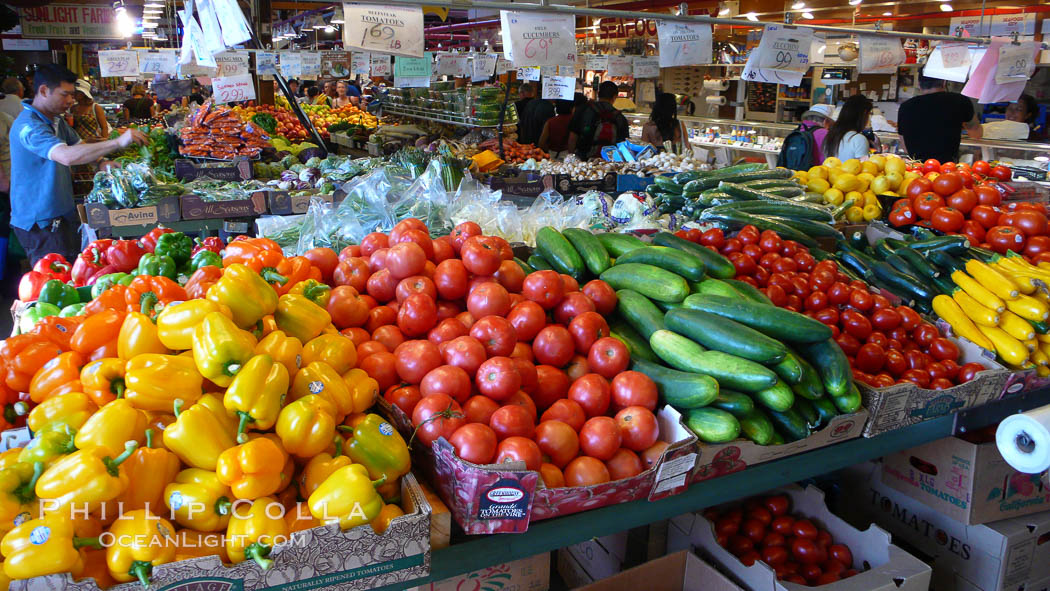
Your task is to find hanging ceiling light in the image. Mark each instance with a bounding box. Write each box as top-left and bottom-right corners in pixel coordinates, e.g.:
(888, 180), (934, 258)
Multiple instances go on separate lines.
(113, 1), (135, 38)
(801, 12), (814, 18)
(940, 3), (953, 10)
(883, 11), (892, 15)
(791, 2), (806, 9)
(142, 21), (158, 28)
(324, 25), (336, 33)
(848, 0), (862, 5)
(744, 12), (759, 21)
(144, 0), (163, 7)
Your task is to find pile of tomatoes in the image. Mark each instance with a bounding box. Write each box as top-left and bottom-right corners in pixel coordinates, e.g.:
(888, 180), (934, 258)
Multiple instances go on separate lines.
(330, 219), (668, 489)
(675, 225), (983, 390)
(706, 494), (860, 586)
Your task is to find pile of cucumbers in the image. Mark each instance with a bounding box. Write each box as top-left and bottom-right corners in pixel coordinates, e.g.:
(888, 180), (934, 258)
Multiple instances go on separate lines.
(521, 226), (862, 447)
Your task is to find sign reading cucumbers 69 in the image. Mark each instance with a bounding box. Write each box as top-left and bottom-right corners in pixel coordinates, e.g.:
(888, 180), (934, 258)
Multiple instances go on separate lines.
(342, 3), (425, 58)
(500, 11), (577, 67)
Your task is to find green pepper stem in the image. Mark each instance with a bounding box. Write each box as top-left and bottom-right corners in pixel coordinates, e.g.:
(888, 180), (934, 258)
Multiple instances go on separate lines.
(303, 284), (330, 302)
(14, 461), (43, 504)
(245, 542), (274, 570)
(173, 398), (184, 418)
(333, 437), (343, 458)
(73, 536), (102, 550)
(11, 402), (27, 417)
(236, 411), (253, 444)
(215, 496), (231, 516)
(3, 405), (16, 425)
(128, 560), (152, 588)
(112, 379), (126, 399)
(140, 291), (159, 318)
(260, 268), (288, 285)
(225, 361), (243, 377)
(336, 425), (353, 432)
(105, 440), (140, 475)
(372, 475), (387, 489)
(145, 429), (154, 449)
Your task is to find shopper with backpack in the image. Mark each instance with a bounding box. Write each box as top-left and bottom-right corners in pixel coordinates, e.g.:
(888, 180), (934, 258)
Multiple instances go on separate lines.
(567, 81), (629, 160)
(777, 104), (834, 170)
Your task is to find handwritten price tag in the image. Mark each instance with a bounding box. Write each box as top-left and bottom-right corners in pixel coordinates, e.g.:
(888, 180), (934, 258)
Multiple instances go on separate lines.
(859, 36), (904, 74)
(656, 20), (713, 68)
(394, 54), (432, 78)
(279, 53), (302, 77)
(214, 51), (250, 77)
(496, 56), (513, 74)
(541, 75), (575, 100)
(996, 42), (1036, 85)
(517, 66), (540, 81)
(472, 54), (498, 82)
(607, 55), (632, 77)
(741, 25), (812, 87)
(351, 52), (371, 75)
(370, 54), (392, 77)
(99, 50), (140, 77)
(301, 52), (322, 77)
(633, 56), (660, 78)
(583, 55), (609, 71)
(500, 11), (576, 67)
(940, 43), (971, 69)
(137, 50), (177, 75)
(343, 3), (425, 58)
(212, 74), (256, 103)
(436, 54), (470, 77)
(256, 51), (278, 76)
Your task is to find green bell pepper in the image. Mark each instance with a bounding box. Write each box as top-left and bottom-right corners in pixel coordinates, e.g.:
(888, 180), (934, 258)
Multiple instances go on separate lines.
(189, 250), (222, 272)
(59, 303), (86, 317)
(37, 280), (79, 309)
(154, 232), (193, 265)
(91, 273), (132, 298)
(18, 424), (77, 465)
(19, 302), (60, 334)
(75, 285), (94, 303)
(137, 253), (177, 280)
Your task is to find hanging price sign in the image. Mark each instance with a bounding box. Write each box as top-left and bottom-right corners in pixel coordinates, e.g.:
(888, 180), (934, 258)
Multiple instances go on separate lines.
(541, 75), (575, 100)
(436, 54), (471, 77)
(633, 56), (660, 78)
(351, 52), (371, 75)
(342, 3), (425, 58)
(607, 55), (632, 77)
(741, 25), (812, 87)
(279, 53), (302, 77)
(137, 50), (177, 75)
(656, 20), (712, 67)
(214, 51), (250, 77)
(99, 50), (140, 77)
(496, 56), (513, 74)
(370, 54), (392, 77)
(500, 11), (577, 67)
(940, 43), (971, 69)
(256, 52), (278, 77)
(472, 54), (498, 82)
(995, 42), (1036, 85)
(518, 66), (540, 81)
(212, 74), (256, 103)
(394, 54), (432, 78)
(859, 36), (905, 74)
(301, 53), (322, 77)
(583, 55), (609, 70)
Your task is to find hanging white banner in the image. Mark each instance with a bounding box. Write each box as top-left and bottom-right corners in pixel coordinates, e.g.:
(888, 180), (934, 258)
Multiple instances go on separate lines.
(500, 11), (577, 67)
(740, 24), (813, 87)
(656, 20), (712, 68)
(633, 56), (660, 78)
(342, 3), (425, 58)
(607, 55), (633, 77)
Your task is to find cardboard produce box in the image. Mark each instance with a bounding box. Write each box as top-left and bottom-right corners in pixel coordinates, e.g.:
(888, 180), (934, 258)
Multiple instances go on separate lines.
(181, 192), (268, 220)
(380, 400), (697, 534)
(558, 531), (629, 585)
(554, 172), (617, 195)
(882, 436), (1050, 525)
(11, 474), (433, 591)
(174, 157), (254, 182)
(668, 483), (932, 591)
(563, 550), (744, 591)
(263, 189), (337, 215)
(81, 196), (181, 229)
(411, 552), (549, 591)
(487, 172), (553, 199)
(840, 462), (1050, 591)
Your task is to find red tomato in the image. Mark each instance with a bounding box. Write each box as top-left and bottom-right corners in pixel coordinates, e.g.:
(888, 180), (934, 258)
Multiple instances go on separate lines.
(884, 349), (908, 377)
(793, 519), (818, 539)
(975, 185), (1002, 207)
(522, 270), (564, 309)
(946, 188), (977, 214)
(386, 242), (427, 280)
(493, 436), (542, 470)
(932, 173), (963, 197)
(813, 307), (839, 327)
(397, 293), (437, 338)
(842, 310), (873, 341)
(384, 384), (422, 415)
(973, 160), (991, 176)
(582, 280), (617, 315)
(905, 177), (933, 199)
(565, 355), (590, 382)
(460, 235), (503, 276)
(579, 416), (622, 461)
(568, 311), (610, 355)
(764, 495), (789, 516)
(970, 205), (1000, 230)
(394, 340), (443, 384)
(470, 315), (517, 357)
(958, 362), (985, 383)
(462, 395), (500, 425)
(741, 519), (766, 543)
(987, 225), (1026, 254)
(564, 456), (611, 486)
(553, 292), (596, 326)
(541, 398), (586, 431)
(922, 159), (941, 174)
(420, 364), (473, 403)
(742, 243), (763, 260)
(605, 448), (645, 480)
(568, 373), (612, 418)
(411, 394), (466, 447)
(700, 228), (726, 249)
(901, 368), (931, 387)
(1024, 235), (1050, 257)
(532, 326), (574, 368)
(931, 206), (965, 233)
(888, 206), (916, 227)
(728, 252), (758, 276)
(533, 365), (571, 411)
(849, 288), (874, 312)
(928, 337), (960, 362)
(728, 535), (754, 556)
(771, 516), (795, 535)
(489, 404), (535, 440)
(611, 371), (659, 411)
(506, 300), (546, 342)
(805, 291), (828, 312)
(614, 406), (659, 452)
(475, 357), (522, 402)
(535, 420), (580, 468)
(441, 335), (487, 375)
(835, 332), (862, 357)
(560, 274), (580, 293)
(826, 282), (850, 306)
(913, 193), (946, 220)
(449, 423), (498, 464)
(990, 165), (1012, 181)
(360, 232), (389, 257)
(791, 538), (822, 564)
(855, 343), (886, 373)
(759, 230), (783, 253)
(588, 337), (630, 379)
(1010, 209), (1049, 237)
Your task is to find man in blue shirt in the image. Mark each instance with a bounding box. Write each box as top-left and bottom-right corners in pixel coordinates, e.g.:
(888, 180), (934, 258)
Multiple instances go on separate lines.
(10, 64), (147, 264)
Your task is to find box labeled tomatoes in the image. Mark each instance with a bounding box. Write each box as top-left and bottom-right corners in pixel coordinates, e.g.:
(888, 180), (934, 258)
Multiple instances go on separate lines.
(667, 484), (932, 591)
(380, 399), (697, 534)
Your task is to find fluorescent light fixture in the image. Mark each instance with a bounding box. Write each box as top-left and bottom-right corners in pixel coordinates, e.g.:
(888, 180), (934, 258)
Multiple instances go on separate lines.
(718, 7), (730, 15)
(791, 1), (805, 9)
(114, 6), (135, 37)
(802, 12), (814, 18)
(883, 11), (892, 15)
(144, 1), (163, 7)
(142, 21), (158, 28)
(330, 6), (344, 23)
(940, 3), (952, 10)
(849, 0), (862, 5)
(744, 12), (759, 21)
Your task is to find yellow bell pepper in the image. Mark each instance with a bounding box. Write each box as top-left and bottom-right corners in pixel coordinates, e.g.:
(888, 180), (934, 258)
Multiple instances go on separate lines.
(80, 358), (126, 406)
(298, 444), (351, 499)
(0, 449), (23, 471)
(162, 394), (238, 470)
(35, 441), (139, 514)
(106, 509), (177, 587)
(291, 361), (354, 420)
(75, 399), (148, 457)
(308, 463), (385, 529)
(288, 279), (332, 308)
(274, 294), (332, 344)
(285, 501), (321, 533)
(371, 504), (405, 534)
(157, 299), (233, 351)
(125, 353), (204, 413)
(343, 368), (379, 415)
(254, 330), (303, 379)
(207, 264), (279, 329)
(19, 424), (77, 466)
(172, 529), (229, 562)
(276, 394), (336, 458)
(118, 312), (170, 360)
(27, 391), (98, 433)
(163, 468), (233, 532)
(225, 496), (289, 569)
(103, 429), (180, 515)
(2, 512), (100, 579)
(343, 413), (411, 488)
(192, 312), (257, 388)
(224, 354), (289, 442)
(260, 314), (278, 337)
(216, 437), (286, 500)
(302, 334), (358, 374)
(0, 462), (43, 534)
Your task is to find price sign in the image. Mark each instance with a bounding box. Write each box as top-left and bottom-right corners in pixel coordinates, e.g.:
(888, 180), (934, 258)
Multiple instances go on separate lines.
(370, 54), (392, 77)
(500, 11), (577, 67)
(342, 3), (425, 58)
(633, 56), (660, 79)
(394, 54), (432, 78)
(436, 54), (471, 77)
(924, 43), (973, 83)
(472, 54), (498, 82)
(178, 6), (217, 68)
(539, 65), (557, 77)
(301, 52), (322, 77)
(541, 75), (575, 100)
(607, 55), (632, 77)
(557, 65), (575, 76)
(137, 50), (177, 75)
(279, 53), (302, 77)
(583, 55), (609, 71)
(256, 52), (278, 77)
(859, 36), (905, 74)
(322, 50), (350, 77)
(656, 20), (712, 68)
(741, 25), (812, 87)
(517, 66), (540, 81)
(214, 51), (250, 77)
(940, 43), (971, 69)
(99, 50), (140, 77)
(351, 52), (371, 75)
(212, 74), (256, 103)
(496, 56), (513, 74)
(996, 42), (1036, 85)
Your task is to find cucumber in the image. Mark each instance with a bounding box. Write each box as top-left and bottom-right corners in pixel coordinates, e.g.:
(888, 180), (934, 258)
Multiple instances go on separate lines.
(910, 235), (970, 255)
(708, 200), (833, 222)
(849, 231), (869, 251)
(600, 264), (689, 303)
(682, 294), (833, 344)
(718, 181), (782, 201)
(754, 379), (795, 412)
(793, 398), (820, 428)
(653, 176), (683, 194)
(513, 257), (534, 274)
(832, 382), (863, 414)
(810, 396), (839, 426)
(665, 308), (788, 365)
(692, 168), (794, 191)
(767, 407), (810, 442)
(740, 179), (803, 190)
(609, 318), (659, 363)
(724, 279), (772, 305)
(536, 227), (586, 280)
(739, 409), (776, 445)
(615, 289), (666, 339)
(697, 209), (819, 248)
(796, 338), (853, 398)
(650, 330), (778, 393)
(685, 408), (741, 443)
(763, 216), (843, 241)
(631, 358), (719, 410)
(615, 246), (706, 281)
(651, 232), (736, 279)
(772, 350), (804, 385)
(655, 299), (684, 312)
(674, 171), (705, 184)
(709, 390), (755, 418)
(691, 278), (742, 299)
(562, 228), (611, 277)
(871, 260), (936, 304)
(595, 233), (646, 257)
(700, 163), (769, 177)
(791, 351), (826, 400)
(527, 255), (554, 271)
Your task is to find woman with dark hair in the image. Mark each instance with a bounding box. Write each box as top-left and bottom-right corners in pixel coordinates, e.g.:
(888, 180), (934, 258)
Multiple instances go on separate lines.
(122, 84), (156, 123)
(1006, 94), (1046, 141)
(641, 92), (686, 151)
(823, 95), (873, 162)
(538, 99), (574, 155)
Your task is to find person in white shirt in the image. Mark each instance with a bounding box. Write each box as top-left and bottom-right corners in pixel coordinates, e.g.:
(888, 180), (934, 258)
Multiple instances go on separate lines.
(0, 78), (24, 121)
(823, 95), (873, 162)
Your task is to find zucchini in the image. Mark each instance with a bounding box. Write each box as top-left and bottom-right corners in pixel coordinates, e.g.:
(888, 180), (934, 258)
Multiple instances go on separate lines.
(910, 235), (970, 256)
(754, 380), (795, 412)
(615, 246), (706, 281)
(872, 238), (897, 260)
(796, 338), (853, 398)
(811, 396), (839, 426)
(513, 257), (534, 274)
(682, 294), (833, 344)
(896, 247), (943, 281)
(835, 247), (875, 281)
(651, 232), (736, 279)
(692, 278), (742, 299)
(718, 181), (783, 201)
(767, 407), (811, 442)
(600, 263), (689, 303)
(724, 279), (772, 305)
(871, 260), (936, 304)
(609, 318), (659, 363)
(615, 289), (666, 340)
(650, 329), (778, 393)
(536, 227), (586, 280)
(739, 409), (776, 445)
(527, 255), (554, 271)
(849, 231), (869, 251)
(595, 233), (646, 257)
(684, 408), (741, 443)
(764, 216), (843, 241)
(832, 382), (863, 414)
(710, 390), (755, 418)
(772, 350), (804, 385)
(631, 358), (719, 410)
(562, 228), (611, 276)
(926, 250), (966, 274)
(665, 308), (788, 365)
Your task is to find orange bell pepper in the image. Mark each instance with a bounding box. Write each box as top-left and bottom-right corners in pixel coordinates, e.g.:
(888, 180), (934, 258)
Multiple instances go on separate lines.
(102, 429), (180, 515)
(285, 501), (321, 533)
(222, 237), (284, 272)
(80, 358), (126, 406)
(274, 257), (322, 296)
(83, 284), (129, 316)
(2, 334), (63, 393)
(125, 276), (188, 319)
(31, 316), (81, 351)
(185, 266), (224, 300)
(173, 529), (229, 562)
(28, 351), (84, 403)
(70, 309), (125, 356)
(77, 548), (117, 588)
(0, 359), (18, 408)
(216, 436), (287, 500)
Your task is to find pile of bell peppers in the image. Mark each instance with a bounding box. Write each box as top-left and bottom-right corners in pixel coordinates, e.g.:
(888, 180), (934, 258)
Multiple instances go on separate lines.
(0, 235), (412, 587)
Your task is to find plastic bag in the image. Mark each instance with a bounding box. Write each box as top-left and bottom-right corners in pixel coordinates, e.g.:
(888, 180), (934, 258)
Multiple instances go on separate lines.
(256, 214), (306, 253)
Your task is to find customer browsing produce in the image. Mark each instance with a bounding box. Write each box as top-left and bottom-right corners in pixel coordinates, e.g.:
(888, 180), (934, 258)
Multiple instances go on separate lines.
(822, 95), (873, 163)
(898, 74), (983, 163)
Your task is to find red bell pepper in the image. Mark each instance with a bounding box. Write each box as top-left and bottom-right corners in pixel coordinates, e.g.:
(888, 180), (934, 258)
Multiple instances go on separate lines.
(105, 240), (146, 273)
(140, 227), (175, 253)
(192, 237), (225, 256)
(17, 271), (49, 301)
(86, 265), (120, 286)
(185, 266), (223, 300)
(71, 240), (113, 287)
(32, 254), (72, 283)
